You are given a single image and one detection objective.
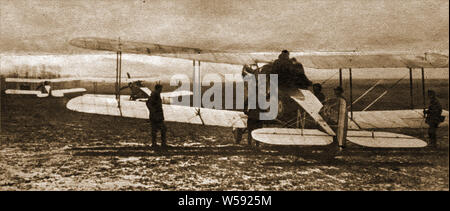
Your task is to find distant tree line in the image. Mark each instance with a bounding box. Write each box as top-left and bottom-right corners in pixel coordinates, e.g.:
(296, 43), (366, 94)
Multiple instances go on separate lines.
(4, 64), (62, 79)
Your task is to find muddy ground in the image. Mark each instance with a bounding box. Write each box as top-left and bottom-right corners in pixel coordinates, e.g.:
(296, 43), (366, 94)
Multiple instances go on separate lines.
(0, 80), (448, 190)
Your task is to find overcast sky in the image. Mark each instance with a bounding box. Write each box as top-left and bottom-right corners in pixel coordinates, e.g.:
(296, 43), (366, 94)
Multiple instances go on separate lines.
(1, 0), (448, 53)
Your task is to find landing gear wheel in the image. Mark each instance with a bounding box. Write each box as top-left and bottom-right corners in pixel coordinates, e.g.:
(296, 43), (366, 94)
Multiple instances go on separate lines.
(322, 137), (339, 161)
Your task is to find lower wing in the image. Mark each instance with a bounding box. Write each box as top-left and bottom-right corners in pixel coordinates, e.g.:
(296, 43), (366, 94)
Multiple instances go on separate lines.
(5, 89), (48, 98)
(346, 130), (427, 148)
(251, 128), (427, 148)
(66, 94), (247, 128)
(51, 88), (87, 97)
(251, 128), (333, 146)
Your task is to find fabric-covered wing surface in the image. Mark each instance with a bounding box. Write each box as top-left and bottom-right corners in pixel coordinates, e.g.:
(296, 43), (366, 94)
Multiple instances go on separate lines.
(5, 89), (42, 96)
(251, 128), (333, 146)
(152, 51), (449, 69)
(291, 52), (449, 69)
(348, 109), (449, 129)
(346, 130), (427, 148)
(251, 128), (427, 148)
(51, 88), (87, 97)
(66, 94), (247, 128)
(70, 37), (215, 55)
(70, 37), (448, 69)
(5, 89), (49, 98)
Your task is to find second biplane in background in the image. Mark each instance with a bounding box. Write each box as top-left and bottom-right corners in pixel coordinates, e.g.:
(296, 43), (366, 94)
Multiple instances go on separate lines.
(4, 78), (86, 98)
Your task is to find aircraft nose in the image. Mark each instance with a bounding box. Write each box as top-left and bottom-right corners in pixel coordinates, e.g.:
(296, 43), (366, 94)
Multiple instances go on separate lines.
(425, 52), (449, 68)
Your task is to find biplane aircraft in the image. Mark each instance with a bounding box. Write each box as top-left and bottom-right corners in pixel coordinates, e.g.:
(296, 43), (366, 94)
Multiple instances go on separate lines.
(67, 37), (449, 149)
(4, 78), (87, 98)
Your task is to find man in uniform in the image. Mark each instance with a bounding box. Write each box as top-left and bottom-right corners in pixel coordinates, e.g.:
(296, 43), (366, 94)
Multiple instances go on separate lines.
(271, 50), (312, 89)
(313, 83), (326, 103)
(146, 84), (167, 148)
(290, 58), (312, 89)
(423, 90), (443, 148)
(320, 86), (348, 151)
(272, 50), (293, 89)
(244, 100), (263, 147)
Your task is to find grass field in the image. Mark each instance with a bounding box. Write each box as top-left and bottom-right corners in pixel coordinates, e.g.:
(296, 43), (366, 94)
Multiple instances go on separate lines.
(0, 79), (448, 190)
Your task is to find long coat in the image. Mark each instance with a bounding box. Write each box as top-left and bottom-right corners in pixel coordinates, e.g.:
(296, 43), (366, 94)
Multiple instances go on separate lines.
(425, 98), (443, 125)
(146, 92), (164, 122)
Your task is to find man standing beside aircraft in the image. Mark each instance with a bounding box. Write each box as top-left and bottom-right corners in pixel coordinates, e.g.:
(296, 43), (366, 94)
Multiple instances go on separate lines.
(312, 83), (326, 103)
(146, 84), (167, 148)
(320, 86), (348, 151)
(244, 100), (263, 147)
(423, 90), (443, 148)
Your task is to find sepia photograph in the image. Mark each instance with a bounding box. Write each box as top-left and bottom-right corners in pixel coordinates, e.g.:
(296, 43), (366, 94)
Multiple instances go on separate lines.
(0, 0), (448, 198)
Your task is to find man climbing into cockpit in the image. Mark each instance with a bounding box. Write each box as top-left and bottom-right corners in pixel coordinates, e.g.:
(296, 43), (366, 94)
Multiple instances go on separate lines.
(271, 50), (312, 89)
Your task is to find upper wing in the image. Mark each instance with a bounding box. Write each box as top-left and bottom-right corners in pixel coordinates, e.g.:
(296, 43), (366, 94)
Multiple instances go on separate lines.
(149, 51), (449, 69)
(5, 78), (82, 83)
(70, 37), (448, 69)
(70, 37), (216, 55)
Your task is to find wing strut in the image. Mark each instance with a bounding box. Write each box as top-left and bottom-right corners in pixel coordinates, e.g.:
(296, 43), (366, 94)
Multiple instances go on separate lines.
(115, 38), (123, 115)
(421, 67), (426, 109)
(296, 109), (306, 135)
(349, 68), (353, 120)
(0, 76), (3, 134)
(408, 67), (427, 110)
(409, 68), (414, 109)
(192, 60), (201, 108)
(192, 60), (202, 125)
